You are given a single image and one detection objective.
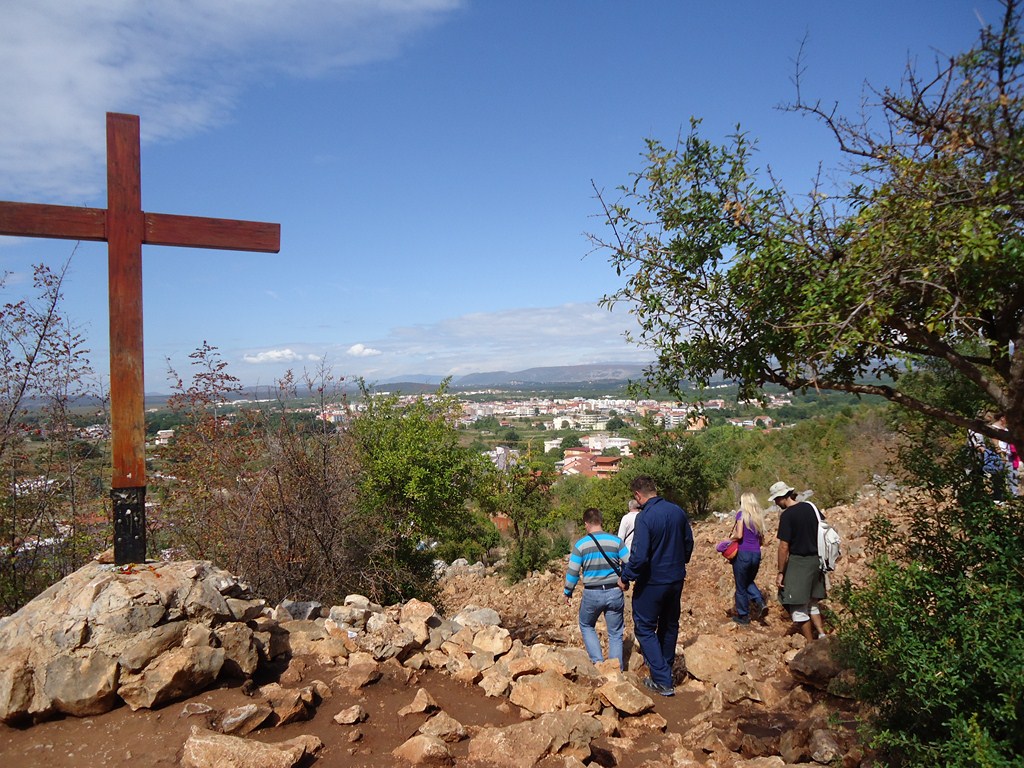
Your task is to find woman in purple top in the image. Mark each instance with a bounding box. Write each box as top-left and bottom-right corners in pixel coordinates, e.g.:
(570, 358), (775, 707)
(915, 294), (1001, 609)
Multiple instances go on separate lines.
(730, 492), (766, 624)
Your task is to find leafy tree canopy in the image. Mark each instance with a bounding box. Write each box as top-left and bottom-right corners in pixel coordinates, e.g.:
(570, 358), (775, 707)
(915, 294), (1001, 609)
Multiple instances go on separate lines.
(606, 415), (627, 431)
(351, 381), (484, 541)
(552, 474), (630, 533)
(622, 425), (737, 519)
(593, 3), (1024, 448)
(477, 456), (560, 562)
(561, 433), (583, 450)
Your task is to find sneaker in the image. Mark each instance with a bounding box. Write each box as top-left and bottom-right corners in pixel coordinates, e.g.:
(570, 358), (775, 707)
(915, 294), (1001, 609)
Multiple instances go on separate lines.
(642, 676), (675, 697)
(732, 615), (750, 625)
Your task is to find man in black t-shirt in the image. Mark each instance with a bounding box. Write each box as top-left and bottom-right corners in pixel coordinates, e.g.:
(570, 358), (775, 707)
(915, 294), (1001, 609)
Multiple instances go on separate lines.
(769, 481), (827, 641)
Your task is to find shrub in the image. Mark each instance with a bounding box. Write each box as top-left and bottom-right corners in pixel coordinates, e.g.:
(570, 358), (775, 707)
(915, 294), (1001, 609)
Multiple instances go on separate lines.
(433, 508), (501, 566)
(504, 533), (558, 583)
(159, 364), (486, 607)
(0, 263), (106, 613)
(836, 448), (1024, 766)
(623, 425), (737, 519)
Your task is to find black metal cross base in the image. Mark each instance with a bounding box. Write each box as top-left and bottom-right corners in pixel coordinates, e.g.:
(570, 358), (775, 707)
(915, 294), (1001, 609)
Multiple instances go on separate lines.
(112, 486), (147, 565)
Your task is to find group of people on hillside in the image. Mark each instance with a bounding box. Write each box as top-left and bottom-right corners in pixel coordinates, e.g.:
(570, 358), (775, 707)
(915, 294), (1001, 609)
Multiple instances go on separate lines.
(563, 475), (693, 696)
(969, 413), (1021, 499)
(562, 475), (829, 697)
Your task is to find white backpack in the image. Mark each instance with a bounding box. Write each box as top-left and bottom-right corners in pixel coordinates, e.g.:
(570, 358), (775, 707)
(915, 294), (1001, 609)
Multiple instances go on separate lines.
(809, 502), (841, 573)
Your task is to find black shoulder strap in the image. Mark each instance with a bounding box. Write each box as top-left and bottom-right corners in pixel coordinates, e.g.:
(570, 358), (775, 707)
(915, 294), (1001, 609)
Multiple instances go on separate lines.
(588, 533), (623, 577)
(621, 518), (635, 546)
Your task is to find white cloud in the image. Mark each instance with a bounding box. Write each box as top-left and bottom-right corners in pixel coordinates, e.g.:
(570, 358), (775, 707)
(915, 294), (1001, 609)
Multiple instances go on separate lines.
(0, 0), (464, 201)
(243, 348), (306, 364)
(212, 302), (648, 387)
(347, 343), (382, 357)
(331, 302), (649, 378)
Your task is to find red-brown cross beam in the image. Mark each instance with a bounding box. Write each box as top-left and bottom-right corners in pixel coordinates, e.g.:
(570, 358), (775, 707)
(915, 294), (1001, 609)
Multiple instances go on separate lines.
(0, 112), (280, 565)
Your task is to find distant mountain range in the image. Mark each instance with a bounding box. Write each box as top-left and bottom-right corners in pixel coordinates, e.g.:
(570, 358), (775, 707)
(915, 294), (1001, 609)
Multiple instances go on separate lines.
(138, 363), (655, 403)
(379, 363), (651, 388)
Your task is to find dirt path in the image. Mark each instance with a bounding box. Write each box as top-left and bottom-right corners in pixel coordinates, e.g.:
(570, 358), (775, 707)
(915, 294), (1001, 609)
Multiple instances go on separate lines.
(1, 495), (895, 766)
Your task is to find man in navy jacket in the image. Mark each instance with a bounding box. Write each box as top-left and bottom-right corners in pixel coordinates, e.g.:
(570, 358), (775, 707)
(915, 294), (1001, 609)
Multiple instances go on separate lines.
(618, 475), (694, 697)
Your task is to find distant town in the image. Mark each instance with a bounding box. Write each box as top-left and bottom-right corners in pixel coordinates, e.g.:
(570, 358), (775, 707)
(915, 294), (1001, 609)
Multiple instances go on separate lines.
(307, 390), (794, 433)
(202, 388), (798, 481)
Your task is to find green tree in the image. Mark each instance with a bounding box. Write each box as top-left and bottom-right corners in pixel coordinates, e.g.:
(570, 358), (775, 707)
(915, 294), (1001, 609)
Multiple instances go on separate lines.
(159, 358), (486, 606)
(478, 457), (559, 579)
(715, 410), (891, 510)
(606, 415), (627, 431)
(432, 507), (501, 566)
(623, 426), (737, 519)
(592, 3), (1024, 449)
(864, 352), (1021, 764)
(561, 433), (583, 450)
(146, 409), (187, 435)
(351, 381), (485, 544)
(551, 474), (630, 534)
(837, 381), (1024, 766)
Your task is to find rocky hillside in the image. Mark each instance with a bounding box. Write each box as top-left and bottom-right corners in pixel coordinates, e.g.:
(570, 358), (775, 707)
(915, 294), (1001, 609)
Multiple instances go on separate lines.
(0, 487), (907, 767)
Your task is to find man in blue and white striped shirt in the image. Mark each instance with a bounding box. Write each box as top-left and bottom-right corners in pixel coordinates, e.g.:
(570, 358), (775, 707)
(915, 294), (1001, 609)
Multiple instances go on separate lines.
(564, 507), (628, 669)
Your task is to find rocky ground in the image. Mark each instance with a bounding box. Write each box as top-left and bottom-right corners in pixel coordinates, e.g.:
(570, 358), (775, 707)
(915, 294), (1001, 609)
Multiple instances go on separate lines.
(0, 487), (907, 767)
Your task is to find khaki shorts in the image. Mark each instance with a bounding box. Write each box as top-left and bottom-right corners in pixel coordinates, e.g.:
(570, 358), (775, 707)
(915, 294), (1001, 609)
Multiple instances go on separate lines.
(780, 554), (826, 606)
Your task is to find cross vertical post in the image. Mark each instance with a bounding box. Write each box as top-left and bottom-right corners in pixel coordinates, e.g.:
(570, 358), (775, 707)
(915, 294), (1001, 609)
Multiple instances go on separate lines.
(107, 113), (148, 563)
(0, 112), (281, 565)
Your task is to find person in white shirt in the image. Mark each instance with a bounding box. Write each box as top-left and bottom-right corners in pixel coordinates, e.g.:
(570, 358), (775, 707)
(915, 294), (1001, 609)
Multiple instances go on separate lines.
(617, 499), (641, 556)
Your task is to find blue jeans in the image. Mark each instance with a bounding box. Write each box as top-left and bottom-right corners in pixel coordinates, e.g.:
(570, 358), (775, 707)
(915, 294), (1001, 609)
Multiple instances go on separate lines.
(631, 580), (683, 689)
(579, 587), (625, 668)
(732, 550), (764, 618)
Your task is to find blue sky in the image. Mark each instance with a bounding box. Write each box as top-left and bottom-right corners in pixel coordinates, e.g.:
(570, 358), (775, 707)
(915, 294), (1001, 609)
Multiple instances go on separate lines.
(0, 1), (1002, 392)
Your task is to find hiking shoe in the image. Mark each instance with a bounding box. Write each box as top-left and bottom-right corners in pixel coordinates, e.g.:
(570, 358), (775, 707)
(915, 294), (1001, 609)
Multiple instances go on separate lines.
(752, 601), (766, 620)
(732, 615), (750, 625)
(642, 676), (675, 697)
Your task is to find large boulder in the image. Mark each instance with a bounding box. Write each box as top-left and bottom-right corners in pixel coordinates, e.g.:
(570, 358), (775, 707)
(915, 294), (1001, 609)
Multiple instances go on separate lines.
(358, 613), (419, 660)
(509, 671), (593, 715)
(419, 710), (468, 743)
(42, 650), (120, 717)
(181, 726), (322, 768)
(467, 711), (603, 768)
(399, 599), (441, 646)
(118, 645), (225, 710)
(0, 560), (259, 723)
(788, 637), (843, 691)
(0, 649), (34, 723)
(596, 678), (654, 716)
(682, 635), (741, 682)
(392, 733), (453, 765)
(118, 622), (187, 672)
(451, 605), (501, 630)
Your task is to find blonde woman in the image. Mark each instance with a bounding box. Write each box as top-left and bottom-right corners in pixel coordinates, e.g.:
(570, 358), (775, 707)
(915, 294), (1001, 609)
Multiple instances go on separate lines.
(729, 492), (766, 625)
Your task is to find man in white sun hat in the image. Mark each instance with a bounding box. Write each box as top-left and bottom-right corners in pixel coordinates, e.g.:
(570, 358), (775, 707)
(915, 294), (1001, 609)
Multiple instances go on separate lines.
(768, 480), (827, 641)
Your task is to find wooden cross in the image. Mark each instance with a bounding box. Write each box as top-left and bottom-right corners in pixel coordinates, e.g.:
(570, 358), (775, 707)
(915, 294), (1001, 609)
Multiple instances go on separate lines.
(0, 112), (280, 565)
